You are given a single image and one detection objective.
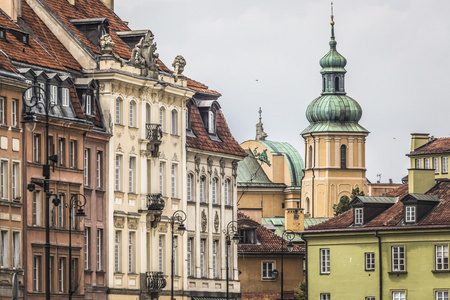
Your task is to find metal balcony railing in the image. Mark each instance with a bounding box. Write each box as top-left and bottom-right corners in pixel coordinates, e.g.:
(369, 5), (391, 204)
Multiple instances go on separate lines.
(146, 271), (167, 291)
(147, 193), (165, 211)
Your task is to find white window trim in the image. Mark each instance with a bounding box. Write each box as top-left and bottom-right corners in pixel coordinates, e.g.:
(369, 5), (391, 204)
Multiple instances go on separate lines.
(391, 246), (405, 272)
(97, 229), (102, 271)
(262, 261), (274, 280)
(11, 99), (17, 127)
(392, 291), (406, 300)
(436, 244), (449, 271)
(355, 208), (363, 225)
(171, 164), (177, 198)
(434, 157), (440, 174)
(320, 248), (330, 274)
(365, 252), (375, 271)
(405, 206), (416, 223)
(62, 87), (69, 107)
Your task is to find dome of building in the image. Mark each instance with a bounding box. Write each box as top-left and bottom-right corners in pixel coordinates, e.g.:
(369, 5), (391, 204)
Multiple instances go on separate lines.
(305, 94), (362, 123)
(319, 39), (347, 73)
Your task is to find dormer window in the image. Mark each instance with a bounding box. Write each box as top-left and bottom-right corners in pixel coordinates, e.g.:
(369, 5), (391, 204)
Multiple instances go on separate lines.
(0, 29), (5, 41)
(208, 110), (216, 134)
(86, 94), (92, 115)
(354, 208), (363, 225)
(405, 205), (416, 223)
(22, 34), (29, 45)
(50, 85), (58, 104)
(239, 228), (257, 244)
(62, 88), (70, 107)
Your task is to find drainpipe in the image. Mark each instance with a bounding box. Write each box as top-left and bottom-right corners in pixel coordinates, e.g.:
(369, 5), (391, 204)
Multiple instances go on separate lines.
(300, 232), (308, 300)
(375, 231), (382, 300)
(310, 134), (316, 218)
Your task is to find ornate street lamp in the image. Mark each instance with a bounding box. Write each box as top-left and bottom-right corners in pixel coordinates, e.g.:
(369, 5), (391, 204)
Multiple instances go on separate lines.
(223, 221), (240, 300)
(281, 230), (295, 300)
(169, 210), (186, 300)
(23, 85), (60, 300)
(68, 194), (87, 300)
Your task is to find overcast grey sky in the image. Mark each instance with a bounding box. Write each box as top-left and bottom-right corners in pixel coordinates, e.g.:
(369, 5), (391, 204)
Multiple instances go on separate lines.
(115, 0), (450, 183)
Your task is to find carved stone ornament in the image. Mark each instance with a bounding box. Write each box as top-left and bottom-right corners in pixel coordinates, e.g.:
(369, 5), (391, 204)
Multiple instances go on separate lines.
(213, 168), (218, 177)
(195, 155), (201, 173)
(100, 33), (125, 66)
(130, 30), (159, 79)
(114, 216), (125, 228)
(128, 217), (138, 230)
(232, 161), (238, 177)
(201, 210), (207, 232)
(158, 223), (168, 233)
(207, 157), (213, 174)
(214, 211), (219, 232)
(220, 159), (225, 177)
(172, 55), (186, 81)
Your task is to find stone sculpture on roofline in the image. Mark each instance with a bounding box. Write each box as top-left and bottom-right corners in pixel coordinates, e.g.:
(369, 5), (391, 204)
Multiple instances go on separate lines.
(172, 55), (186, 81)
(130, 30), (159, 79)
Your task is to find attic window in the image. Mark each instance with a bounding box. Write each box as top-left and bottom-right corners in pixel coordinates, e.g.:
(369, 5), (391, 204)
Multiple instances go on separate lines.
(208, 110), (216, 134)
(239, 228), (256, 244)
(22, 34), (29, 45)
(0, 30), (5, 40)
(354, 208), (363, 225)
(405, 206), (416, 223)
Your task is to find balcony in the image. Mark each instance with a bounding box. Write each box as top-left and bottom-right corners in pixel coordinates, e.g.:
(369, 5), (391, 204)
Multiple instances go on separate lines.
(143, 193), (165, 228)
(146, 123), (163, 157)
(146, 271), (167, 291)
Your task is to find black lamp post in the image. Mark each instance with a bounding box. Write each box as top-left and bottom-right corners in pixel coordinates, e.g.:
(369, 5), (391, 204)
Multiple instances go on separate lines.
(281, 230), (295, 300)
(68, 194), (86, 300)
(223, 221), (240, 300)
(23, 86), (60, 300)
(170, 210), (186, 300)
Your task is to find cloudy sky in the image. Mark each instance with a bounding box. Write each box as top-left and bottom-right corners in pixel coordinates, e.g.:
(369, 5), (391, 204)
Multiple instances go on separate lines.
(115, 0), (450, 183)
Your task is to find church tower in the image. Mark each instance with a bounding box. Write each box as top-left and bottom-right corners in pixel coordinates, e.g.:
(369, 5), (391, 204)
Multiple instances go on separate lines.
(301, 9), (369, 218)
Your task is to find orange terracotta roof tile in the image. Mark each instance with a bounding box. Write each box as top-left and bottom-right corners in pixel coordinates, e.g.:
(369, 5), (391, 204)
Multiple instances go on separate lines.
(70, 86), (84, 119)
(409, 137), (450, 155)
(238, 212), (304, 254)
(0, 51), (18, 73)
(186, 104), (246, 157)
(187, 78), (221, 96)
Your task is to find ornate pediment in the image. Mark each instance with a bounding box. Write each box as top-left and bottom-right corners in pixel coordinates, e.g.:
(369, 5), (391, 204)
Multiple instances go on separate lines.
(130, 31), (159, 79)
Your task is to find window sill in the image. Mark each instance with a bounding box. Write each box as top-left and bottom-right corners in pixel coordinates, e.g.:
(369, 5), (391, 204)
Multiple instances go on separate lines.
(115, 123), (124, 127)
(432, 269), (450, 273)
(11, 126), (21, 132)
(128, 126), (139, 130)
(388, 271), (407, 275)
(84, 269), (94, 273)
(320, 272), (330, 276)
(225, 205), (233, 209)
(0, 124), (9, 130)
(365, 269), (375, 272)
(170, 133), (180, 137)
(200, 202), (209, 206)
(96, 270), (106, 274)
(261, 278), (276, 281)
(212, 203), (221, 207)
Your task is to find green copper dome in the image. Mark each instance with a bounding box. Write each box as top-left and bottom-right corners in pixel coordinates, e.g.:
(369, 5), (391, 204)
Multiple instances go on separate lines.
(302, 16), (368, 135)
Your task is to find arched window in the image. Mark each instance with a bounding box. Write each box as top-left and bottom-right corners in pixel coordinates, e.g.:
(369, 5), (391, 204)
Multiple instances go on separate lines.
(335, 77), (340, 91)
(159, 107), (165, 132)
(200, 176), (206, 203)
(115, 98), (123, 124)
(308, 145), (313, 168)
(129, 101), (136, 127)
(187, 174), (194, 202)
(305, 197), (310, 214)
(171, 109), (178, 135)
(212, 178), (218, 204)
(340, 144), (347, 169)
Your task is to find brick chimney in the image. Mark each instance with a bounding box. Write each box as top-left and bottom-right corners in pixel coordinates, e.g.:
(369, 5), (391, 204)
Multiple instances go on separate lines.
(0, 0), (21, 22)
(285, 208), (304, 232)
(101, 0), (114, 10)
(410, 133), (429, 152)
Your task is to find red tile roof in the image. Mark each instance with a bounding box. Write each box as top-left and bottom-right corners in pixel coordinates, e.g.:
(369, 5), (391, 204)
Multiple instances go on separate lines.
(238, 212), (304, 254)
(187, 78), (221, 96)
(409, 137), (450, 155)
(186, 104), (246, 157)
(306, 182), (450, 232)
(0, 9), (67, 71)
(0, 50), (18, 73)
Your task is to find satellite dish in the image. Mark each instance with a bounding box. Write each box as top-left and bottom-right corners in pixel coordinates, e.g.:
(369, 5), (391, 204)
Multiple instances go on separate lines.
(272, 269), (279, 279)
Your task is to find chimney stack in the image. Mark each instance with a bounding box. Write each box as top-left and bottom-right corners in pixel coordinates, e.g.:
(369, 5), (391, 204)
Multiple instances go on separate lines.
(285, 208), (304, 232)
(101, 0), (114, 10)
(0, 0), (21, 22)
(410, 133), (430, 152)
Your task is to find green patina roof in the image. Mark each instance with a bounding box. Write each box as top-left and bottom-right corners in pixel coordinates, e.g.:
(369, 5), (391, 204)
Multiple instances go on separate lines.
(405, 194), (441, 202)
(352, 196), (398, 204)
(258, 140), (304, 186)
(319, 21), (347, 73)
(237, 150), (286, 188)
(261, 217), (329, 242)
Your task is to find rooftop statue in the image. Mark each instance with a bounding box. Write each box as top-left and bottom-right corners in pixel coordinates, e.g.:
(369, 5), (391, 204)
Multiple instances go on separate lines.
(172, 55), (186, 81)
(130, 31), (159, 78)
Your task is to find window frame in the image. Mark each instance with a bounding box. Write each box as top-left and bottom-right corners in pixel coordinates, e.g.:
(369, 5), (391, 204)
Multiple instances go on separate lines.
(262, 261), (275, 280)
(129, 156), (136, 193)
(84, 148), (90, 186)
(436, 244), (449, 271)
(128, 231), (135, 273)
(320, 248), (330, 274)
(392, 291), (406, 300)
(443, 157), (448, 174)
(415, 158), (422, 169)
(365, 252), (375, 271)
(129, 101), (135, 127)
(0, 230), (8, 267)
(171, 109), (178, 135)
(84, 227), (89, 270)
(115, 98), (123, 124)
(200, 238), (206, 277)
(187, 173), (194, 202)
(62, 87), (70, 107)
(12, 161), (20, 201)
(436, 291), (449, 300)
(115, 155), (122, 191)
(200, 176), (206, 203)
(434, 157), (440, 174)
(405, 206), (416, 223)
(424, 157), (431, 169)
(96, 151), (102, 189)
(391, 245), (406, 272)
(355, 207), (363, 225)
(212, 177), (218, 204)
(12, 231), (20, 269)
(97, 229), (103, 271)
(33, 134), (41, 163)
(160, 162), (165, 196)
(171, 164), (177, 198)
(224, 179), (231, 205)
(69, 140), (77, 169)
(11, 99), (17, 127)
(187, 237), (193, 277)
(114, 230), (121, 273)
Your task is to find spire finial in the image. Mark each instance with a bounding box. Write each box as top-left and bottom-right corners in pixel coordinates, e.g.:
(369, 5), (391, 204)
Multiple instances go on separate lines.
(331, 1), (334, 25)
(258, 107), (262, 123)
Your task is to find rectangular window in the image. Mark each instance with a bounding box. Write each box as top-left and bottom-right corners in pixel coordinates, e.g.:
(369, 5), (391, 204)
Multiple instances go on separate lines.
(262, 261), (274, 279)
(34, 256), (40, 291)
(200, 177), (205, 203)
(320, 248), (330, 274)
(97, 229), (102, 271)
(11, 99), (17, 127)
(212, 178), (217, 204)
(355, 208), (363, 225)
(50, 85), (58, 104)
(159, 235), (164, 272)
(12, 232), (19, 268)
(320, 294), (331, 300)
(173, 236), (178, 276)
(187, 174), (193, 202)
(58, 193), (65, 228)
(171, 164), (177, 198)
(115, 231), (121, 272)
(128, 232), (135, 273)
(160, 162), (165, 196)
(115, 155), (122, 191)
(84, 148), (89, 186)
(405, 206), (416, 222)
(159, 108), (164, 132)
(443, 157), (448, 173)
(200, 238), (206, 277)
(86, 94), (92, 115)
(425, 157), (431, 169)
(365, 297), (375, 300)
(1, 230), (8, 267)
(365, 252), (375, 271)
(34, 134), (41, 162)
(415, 158), (422, 169)
(116, 99), (121, 124)
(70, 140), (77, 168)
(12, 162), (19, 200)
(392, 246), (405, 272)
(58, 138), (65, 166)
(435, 157), (440, 174)
(70, 195), (76, 230)
(0, 97), (5, 125)
(85, 228), (89, 270)
(392, 291), (405, 300)
(38, 82), (45, 100)
(129, 102), (134, 127)
(59, 258), (65, 293)
(70, 259), (77, 293)
(187, 237), (193, 277)
(32, 190), (41, 226)
(224, 179), (230, 205)
(436, 245), (449, 270)
(62, 87), (69, 107)
(96, 151), (102, 188)
(213, 240), (218, 278)
(436, 291), (449, 300)
(171, 110), (177, 135)
(129, 157), (135, 193)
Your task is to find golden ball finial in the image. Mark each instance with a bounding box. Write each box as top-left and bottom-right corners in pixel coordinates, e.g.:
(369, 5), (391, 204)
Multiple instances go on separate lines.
(330, 20), (334, 25)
